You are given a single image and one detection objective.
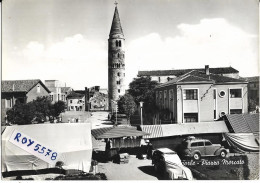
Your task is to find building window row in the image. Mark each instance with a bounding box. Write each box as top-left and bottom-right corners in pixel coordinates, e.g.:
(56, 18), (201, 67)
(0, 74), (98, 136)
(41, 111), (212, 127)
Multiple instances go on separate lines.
(184, 113), (198, 123)
(184, 89), (198, 100)
(116, 40), (122, 47)
(109, 63), (125, 68)
(116, 81), (121, 85)
(230, 89), (242, 98)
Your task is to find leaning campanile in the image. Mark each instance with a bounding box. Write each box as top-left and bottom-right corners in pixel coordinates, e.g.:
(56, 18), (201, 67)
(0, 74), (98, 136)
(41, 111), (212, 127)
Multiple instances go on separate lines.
(108, 3), (125, 111)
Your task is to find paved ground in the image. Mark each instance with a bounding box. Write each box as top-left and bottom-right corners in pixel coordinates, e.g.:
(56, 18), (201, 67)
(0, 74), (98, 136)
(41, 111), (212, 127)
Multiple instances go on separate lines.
(87, 111), (113, 129)
(60, 111), (113, 129)
(98, 155), (158, 180)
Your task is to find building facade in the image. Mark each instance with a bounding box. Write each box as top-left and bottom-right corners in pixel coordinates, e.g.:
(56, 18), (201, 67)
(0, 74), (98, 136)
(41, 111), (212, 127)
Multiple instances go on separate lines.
(244, 76), (259, 112)
(155, 68), (248, 124)
(138, 66), (240, 84)
(67, 92), (85, 111)
(1, 80), (51, 124)
(44, 80), (68, 104)
(108, 5), (126, 110)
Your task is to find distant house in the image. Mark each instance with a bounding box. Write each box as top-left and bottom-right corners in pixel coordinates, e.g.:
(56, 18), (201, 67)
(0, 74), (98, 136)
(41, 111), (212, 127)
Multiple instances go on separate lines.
(44, 80), (68, 104)
(89, 92), (108, 111)
(61, 87), (74, 96)
(243, 76), (259, 112)
(67, 92), (85, 111)
(138, 65), (239, 83)
(155, 66), (248, 124)
(1, 79), (51, 123)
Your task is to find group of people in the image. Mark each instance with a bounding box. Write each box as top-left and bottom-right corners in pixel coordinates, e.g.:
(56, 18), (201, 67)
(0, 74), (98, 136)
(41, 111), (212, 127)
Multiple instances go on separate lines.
(67, 118), (79, 123)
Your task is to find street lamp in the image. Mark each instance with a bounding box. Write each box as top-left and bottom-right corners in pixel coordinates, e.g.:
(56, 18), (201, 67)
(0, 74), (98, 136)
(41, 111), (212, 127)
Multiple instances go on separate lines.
(140, 101), (144, 126)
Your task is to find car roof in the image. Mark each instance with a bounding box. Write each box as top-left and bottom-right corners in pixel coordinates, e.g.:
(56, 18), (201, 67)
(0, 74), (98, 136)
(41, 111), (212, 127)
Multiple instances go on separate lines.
(156, 148), (176, 154)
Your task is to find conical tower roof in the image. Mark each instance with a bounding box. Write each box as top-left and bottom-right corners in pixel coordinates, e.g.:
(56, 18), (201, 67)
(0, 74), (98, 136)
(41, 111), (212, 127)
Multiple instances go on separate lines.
(109, 6), (124, 38)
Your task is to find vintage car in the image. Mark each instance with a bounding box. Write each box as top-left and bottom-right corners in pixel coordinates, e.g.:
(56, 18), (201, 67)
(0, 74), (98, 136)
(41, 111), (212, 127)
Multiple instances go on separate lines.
(181, 136), (228, 160)
(152, 148), (193, 180)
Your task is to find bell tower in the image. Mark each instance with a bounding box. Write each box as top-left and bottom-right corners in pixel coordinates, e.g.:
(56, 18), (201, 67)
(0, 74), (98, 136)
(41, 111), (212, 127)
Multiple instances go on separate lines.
(108, 2), (125, 110)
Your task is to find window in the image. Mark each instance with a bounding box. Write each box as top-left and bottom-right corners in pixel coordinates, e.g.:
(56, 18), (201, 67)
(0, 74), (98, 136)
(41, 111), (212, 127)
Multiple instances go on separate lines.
(214, 110), (216, 119)
(118, 89), (120, 93)
(6, 98), (12, 108)
(205, 141), (212, 146)
(219, 90), (226, 97)
(213, 89), (216, 99)
(230, 89), (242, 98)
(159, 91), (162, 100)
(158, 77), (161, 83)
(50, 95), (53, 101)
(37, 85), (40, 93)
(116, 81), (120, 85)
(58, 94), (60, 100)
(119, 40), (121, 47)
(184, 113), (198, 123)
(70, 100), (73, 103)
(169, 90), (173, 101)
(191, 143), (197, 147)
(117, 53), (120, 58)
(230, 109), (242, 114)
(116, 40), (118, 47)
(117, 72), (120, 77)
(197, 142), (204, 146)
(184, 89), (198, 100)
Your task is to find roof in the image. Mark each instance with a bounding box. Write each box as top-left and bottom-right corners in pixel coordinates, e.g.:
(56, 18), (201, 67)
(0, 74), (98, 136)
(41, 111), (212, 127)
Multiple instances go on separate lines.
(140, 121), (229, 139)
(140, 125), (163, 139)
(61, 87), (72, 93)
(243, 76), (259, 83)
(67, 92), (85, 99)
(158, 70), (246, 88)
(156, 148), (176, 154)
(138, 67), (239, 77)
(2, 79), (51, 93)
(225, 113), (259, 133)
(91, 126), (149, 139)
(109, 6), (124, 38)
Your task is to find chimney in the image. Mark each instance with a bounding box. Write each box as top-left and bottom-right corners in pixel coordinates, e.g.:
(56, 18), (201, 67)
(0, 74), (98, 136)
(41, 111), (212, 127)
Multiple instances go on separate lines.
(85, 87), (89, 111)
(205, 65), (209, 75)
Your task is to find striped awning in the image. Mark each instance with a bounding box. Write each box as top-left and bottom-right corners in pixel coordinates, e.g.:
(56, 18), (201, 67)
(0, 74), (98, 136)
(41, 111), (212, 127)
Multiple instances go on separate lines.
(91, 127), (114, 139)
(92, 126), (149, 139)
(141, 121), (229, 139)
(140, 125), (164, 139)
(226, 113), (259, 133)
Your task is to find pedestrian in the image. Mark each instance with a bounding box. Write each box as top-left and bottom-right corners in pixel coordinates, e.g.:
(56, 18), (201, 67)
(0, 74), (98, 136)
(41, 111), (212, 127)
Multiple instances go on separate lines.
(91, 160), (98, 175)
(147, 142), (153, 159)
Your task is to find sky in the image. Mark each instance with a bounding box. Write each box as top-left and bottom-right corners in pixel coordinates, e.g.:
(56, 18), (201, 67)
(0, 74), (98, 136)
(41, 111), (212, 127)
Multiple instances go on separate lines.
(2, 0), (259, 90)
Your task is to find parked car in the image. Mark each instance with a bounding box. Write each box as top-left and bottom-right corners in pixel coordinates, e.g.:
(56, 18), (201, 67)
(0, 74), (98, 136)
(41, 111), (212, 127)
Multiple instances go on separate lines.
(152, 148), (193, 180)
(181, 136), (228, 160)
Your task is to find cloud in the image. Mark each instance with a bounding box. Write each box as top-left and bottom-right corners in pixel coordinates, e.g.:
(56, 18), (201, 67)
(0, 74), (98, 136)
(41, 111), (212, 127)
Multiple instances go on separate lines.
(126, 18), (258, 86)
(4, 34), (108, 89)
(3, 18), (258, 90)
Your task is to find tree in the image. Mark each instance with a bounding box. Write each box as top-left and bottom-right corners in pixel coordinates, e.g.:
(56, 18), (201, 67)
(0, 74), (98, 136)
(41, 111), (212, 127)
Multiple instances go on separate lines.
(6, 102), (35, 125)
(52, 101), (66, 117)
(6, 96), (66, 125)
(128, 76), (158, 114)
(118, 94), (137, 122)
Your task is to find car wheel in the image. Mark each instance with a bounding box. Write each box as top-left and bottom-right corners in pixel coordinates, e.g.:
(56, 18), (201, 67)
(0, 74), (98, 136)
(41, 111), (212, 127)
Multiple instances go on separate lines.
(193, 153), (201, 160)
(220, 150), (227, 158)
